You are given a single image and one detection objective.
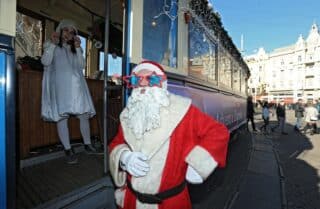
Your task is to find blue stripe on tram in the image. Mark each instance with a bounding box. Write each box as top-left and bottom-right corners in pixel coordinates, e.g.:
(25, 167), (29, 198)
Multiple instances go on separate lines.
(0, 52), (7, 209)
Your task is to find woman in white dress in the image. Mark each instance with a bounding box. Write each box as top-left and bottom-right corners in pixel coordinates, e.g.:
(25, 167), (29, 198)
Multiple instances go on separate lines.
(41, 19), (97, 164)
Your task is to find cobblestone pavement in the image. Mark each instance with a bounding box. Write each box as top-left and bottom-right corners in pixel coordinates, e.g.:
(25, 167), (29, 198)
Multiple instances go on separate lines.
(261, 110), (320, 209)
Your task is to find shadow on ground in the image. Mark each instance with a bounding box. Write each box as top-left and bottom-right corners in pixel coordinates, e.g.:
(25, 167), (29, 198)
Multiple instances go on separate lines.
(190, 127), (251, 209)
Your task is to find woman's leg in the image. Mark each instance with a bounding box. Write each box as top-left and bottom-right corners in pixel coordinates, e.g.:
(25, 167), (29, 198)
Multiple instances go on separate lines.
(312, 123), (317, 134)
(77, 114), (98, 153)
(57, 118), (78, 163)
(57, 118), (71, 150)
(250, 117), (256, 131)
(77, 114), (91, 145)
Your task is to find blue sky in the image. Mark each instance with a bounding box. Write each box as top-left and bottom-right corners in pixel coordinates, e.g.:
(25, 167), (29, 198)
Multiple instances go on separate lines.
(210, 0), (320, 55)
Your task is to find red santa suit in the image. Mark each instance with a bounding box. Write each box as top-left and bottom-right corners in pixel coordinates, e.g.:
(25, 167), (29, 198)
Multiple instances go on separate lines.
(109, 93), (229, 209)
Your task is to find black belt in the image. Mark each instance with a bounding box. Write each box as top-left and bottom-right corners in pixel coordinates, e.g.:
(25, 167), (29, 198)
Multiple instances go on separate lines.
(126, 179), (186, 204)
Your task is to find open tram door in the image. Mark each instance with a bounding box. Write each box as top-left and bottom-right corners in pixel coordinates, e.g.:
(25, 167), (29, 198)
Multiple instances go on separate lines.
(1, 0), (128, 208)
(0, 1), (17, 209)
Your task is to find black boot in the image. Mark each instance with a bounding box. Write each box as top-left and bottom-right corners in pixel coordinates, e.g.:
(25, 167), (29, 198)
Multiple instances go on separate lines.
(84, 144), (98, 154)
(65, 149), (78, 164)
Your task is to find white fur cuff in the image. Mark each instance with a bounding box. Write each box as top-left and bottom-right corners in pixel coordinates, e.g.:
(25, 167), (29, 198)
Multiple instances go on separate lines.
(185, 145), (218, 179)
(109, 144), (130, 187)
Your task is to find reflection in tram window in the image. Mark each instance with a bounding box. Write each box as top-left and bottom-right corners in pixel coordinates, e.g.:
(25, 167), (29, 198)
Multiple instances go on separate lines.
(219, 48), (232, 88)
(188, 21), (217, 81)
(233, 63), (241, 92)
(241, 70), (247, 93)
(142, 0), (178, 68)
(15, 12), (43, 58)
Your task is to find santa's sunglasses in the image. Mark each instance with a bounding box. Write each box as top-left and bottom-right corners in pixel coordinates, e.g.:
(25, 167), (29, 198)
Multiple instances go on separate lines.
(123, 72), (166, 88)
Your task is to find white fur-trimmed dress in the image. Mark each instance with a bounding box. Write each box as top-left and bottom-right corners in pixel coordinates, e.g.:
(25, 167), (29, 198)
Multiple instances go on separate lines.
(41, 41), (96, 122)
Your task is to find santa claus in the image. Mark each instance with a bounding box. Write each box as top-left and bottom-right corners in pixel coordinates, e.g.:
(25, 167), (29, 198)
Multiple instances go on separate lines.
(109, 61), (229, 209)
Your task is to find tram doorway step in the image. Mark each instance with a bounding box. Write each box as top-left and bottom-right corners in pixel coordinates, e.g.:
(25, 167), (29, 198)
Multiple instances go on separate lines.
(33, 176), (116, 209)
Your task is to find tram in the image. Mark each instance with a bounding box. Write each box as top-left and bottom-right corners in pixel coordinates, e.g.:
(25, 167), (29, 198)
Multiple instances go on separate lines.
(0, 0), (249, 209)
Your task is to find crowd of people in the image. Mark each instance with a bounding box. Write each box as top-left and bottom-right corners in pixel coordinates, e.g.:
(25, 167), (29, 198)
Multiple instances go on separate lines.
(247, 96), (320, 135)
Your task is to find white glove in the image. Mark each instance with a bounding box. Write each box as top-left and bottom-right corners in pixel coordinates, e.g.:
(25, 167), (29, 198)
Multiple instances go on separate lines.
(120, 151), (150, 177)
(186, 165), (203, 184)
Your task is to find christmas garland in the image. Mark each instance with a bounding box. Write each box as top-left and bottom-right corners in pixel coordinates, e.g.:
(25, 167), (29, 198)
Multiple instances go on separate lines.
(189, 0), (250, 77)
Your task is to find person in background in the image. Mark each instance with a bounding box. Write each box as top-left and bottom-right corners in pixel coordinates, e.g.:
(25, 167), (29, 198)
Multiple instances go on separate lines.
(41, 19), (97, 164)
(108, 61), (230, 209)
(302, 101), (318, 135)
(260, 101), (270, 134)
(271, 100), (288, 135)
(316, 99), (320, 119)
(294, 99), (304, 131)
(247, 95), (258, 132)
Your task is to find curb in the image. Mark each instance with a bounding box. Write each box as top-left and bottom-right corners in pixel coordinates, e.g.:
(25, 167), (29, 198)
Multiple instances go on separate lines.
(273, 146), (287, 209)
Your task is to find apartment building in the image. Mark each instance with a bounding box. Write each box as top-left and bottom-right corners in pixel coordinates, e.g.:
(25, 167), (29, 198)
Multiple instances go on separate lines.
(245, 23), (320, 104)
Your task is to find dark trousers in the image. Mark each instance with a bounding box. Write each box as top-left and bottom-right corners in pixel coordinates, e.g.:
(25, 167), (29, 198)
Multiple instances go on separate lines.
(271, 117), (285, 133)
(260, 118), (269, 132)
(247, 116), (256, 131)
(303, 122), (318, 134)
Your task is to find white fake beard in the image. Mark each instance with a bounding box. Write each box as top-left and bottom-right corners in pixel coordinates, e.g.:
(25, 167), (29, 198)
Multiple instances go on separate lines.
(122, 87), (170, 140)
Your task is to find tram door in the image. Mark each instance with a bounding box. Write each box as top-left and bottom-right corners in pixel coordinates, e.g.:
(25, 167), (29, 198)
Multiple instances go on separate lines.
(0, 1), (17, 209)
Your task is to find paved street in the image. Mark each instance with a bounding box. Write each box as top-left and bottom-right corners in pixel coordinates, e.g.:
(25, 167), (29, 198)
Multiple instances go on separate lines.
(191, 110), (320, 209)
(190, 127), (252, 209)
(269, 110), (320, 209)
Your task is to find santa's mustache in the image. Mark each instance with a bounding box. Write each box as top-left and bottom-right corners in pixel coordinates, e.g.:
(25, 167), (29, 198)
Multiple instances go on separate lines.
(123, 87), (170, 139)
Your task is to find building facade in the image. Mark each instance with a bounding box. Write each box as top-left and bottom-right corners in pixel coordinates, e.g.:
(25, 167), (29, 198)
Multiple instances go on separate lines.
(245, 23), (320, 104)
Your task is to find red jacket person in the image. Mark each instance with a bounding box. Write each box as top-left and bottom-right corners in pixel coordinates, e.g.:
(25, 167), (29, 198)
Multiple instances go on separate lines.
(109, 61), (230, 209)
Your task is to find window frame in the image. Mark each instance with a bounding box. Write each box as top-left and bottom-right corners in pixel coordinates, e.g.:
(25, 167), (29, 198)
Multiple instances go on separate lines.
(130, 0), (188, 75)
(16, 8), (46, 58)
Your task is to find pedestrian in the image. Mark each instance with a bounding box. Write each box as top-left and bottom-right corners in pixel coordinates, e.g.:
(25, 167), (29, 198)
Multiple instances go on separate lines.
(247, 95), (257, 132)
(315, 99), (320, 119)
(41, 19), (97, 164)
(302, 101), (318, 135)
(108, 61), (230, 209)
(294, 99), (304, 131)
(260, 101), (270, 134)
(271, 100), (288, 135)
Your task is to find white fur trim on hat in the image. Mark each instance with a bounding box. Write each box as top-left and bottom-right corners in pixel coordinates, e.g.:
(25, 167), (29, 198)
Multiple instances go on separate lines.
(55, 19), (78, 34)
(131, 61), (168, 89)
(132, 62), (165, 75)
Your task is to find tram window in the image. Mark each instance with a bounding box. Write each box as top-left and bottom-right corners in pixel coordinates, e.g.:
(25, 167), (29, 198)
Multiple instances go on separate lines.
(99, 52), (104, 71)
(233, 64), (241, 92)
(188, 21), (217, 82)
(99, 52), (122, 84)
(142, 0), (178, 68)
(16, 12), (43, 58)
(219, 49), (232, 88)
(79, 36), (87, 74)
(240, 71), (247, 94)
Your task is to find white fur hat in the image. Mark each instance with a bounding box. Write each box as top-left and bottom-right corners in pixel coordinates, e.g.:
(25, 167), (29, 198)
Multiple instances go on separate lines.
(132, 61), (165, 75)
(55, 19), (78, 34)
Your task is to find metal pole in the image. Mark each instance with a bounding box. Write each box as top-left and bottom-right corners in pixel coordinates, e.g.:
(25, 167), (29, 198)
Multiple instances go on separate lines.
(103, 0), (111, 174)
(0, 34), (16, 209)
(0, 48), (7, 209)
(123, 0), (132, 105)
(5, 37), (16, 209)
